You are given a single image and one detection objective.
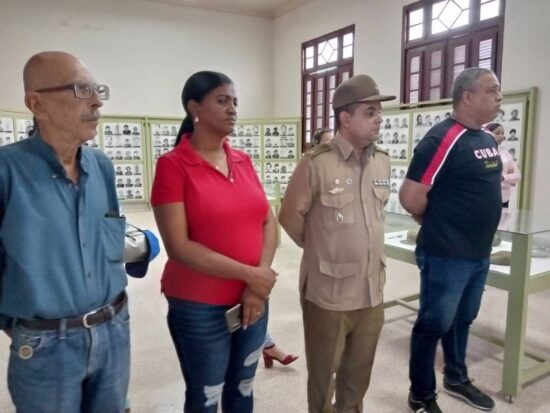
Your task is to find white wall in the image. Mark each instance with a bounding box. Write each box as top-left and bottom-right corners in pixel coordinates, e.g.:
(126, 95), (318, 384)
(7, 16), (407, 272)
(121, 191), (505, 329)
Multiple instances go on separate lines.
(0, 0), (274, 118)
(273, 0), (550, 213)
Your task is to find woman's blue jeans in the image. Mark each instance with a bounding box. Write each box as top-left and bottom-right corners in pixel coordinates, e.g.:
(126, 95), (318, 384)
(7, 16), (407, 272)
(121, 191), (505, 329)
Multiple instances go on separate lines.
(409, 247), (490, 401)
(167, 297), (268, 413)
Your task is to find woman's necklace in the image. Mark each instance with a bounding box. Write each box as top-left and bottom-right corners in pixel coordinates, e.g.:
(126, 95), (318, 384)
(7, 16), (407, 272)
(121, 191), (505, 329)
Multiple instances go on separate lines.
(200, 151), (227, 171)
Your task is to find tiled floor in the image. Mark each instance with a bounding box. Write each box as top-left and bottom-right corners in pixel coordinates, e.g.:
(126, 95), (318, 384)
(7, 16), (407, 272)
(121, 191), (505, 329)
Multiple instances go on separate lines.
(1, 211), (549, 412)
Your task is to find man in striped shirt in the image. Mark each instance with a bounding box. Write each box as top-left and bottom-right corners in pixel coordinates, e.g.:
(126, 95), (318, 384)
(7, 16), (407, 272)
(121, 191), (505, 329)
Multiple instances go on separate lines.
(400, 67), (503, 413)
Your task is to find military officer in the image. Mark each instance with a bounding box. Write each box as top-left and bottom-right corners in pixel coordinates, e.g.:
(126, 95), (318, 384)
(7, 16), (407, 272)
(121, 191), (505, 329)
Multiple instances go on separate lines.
(279, 74), (394, 413)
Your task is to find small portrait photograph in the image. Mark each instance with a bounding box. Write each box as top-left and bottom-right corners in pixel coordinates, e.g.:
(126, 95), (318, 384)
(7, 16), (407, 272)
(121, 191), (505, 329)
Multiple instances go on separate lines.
(105, 150), (114, 160)
(509, 108), (520, 121)
(122, 124), (132, 135)
(265, 162), (272, 173)
(236, 125), (245, 137)
(392, 118), (400, 129)
(132, 136), (141, 147)
(0, 117), (14, 133)
(154, 148), (162, 160)
(126, 189), (135, 200)
(133, 177), (142, 188)
(134, 189), (143, 199)
(253, 163), (261, 176)
(104, 125), (113, 136)
(104, 136), (113, 147)
(507, 128), (519, 141)
(384, 118), (392, 129)
(287, 126), (295, 136)
(131, 126), (141, 136)
(115, 166), (124, 176)
(415, 113), (424, 127)
(400, 117), (409, 128)
(495, 108), (506, 122)
(117, 189), (125, 200)
(170, 125), (178, 136)
(252, 125), (260, 137)
(280, 125), (288, 136)
(87, 137), (99, 148)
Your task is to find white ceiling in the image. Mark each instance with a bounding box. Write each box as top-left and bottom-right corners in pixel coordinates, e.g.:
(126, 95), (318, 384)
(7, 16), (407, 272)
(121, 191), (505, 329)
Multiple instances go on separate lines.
(127, 0), (312, 18)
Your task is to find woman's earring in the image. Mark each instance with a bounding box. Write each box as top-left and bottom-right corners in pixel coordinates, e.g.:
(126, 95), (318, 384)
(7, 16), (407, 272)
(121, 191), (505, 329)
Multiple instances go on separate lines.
(194, 116), (199, 124)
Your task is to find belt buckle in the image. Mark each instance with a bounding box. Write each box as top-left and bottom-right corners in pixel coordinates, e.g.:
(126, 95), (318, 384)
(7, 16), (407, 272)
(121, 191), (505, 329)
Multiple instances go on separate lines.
(82, 308), (100, 328)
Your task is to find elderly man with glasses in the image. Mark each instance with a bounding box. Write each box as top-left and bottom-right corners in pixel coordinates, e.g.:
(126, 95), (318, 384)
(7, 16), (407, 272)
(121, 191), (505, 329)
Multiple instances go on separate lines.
(0, 51), (131, 412)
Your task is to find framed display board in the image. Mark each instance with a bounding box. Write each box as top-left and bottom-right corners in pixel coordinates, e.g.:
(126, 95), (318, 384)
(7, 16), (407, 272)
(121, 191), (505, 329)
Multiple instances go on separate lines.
(98, 117), (148, 204)
(380, 88), (536, 213)
(0, 111), (33, 147)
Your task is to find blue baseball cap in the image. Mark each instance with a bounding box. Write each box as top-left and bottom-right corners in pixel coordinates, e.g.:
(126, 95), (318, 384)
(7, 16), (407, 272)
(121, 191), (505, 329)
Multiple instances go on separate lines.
(125, 230), (161, 278)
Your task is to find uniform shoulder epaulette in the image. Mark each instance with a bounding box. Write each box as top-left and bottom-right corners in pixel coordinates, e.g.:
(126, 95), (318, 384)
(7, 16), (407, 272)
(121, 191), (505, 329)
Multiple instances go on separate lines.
(374, 145), (389, 156)
(309, 143), (331, 158)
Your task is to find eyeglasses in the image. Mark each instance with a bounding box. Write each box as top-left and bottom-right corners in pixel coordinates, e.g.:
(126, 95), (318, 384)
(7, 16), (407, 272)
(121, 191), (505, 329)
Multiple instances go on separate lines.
(35, 83), (110, 100)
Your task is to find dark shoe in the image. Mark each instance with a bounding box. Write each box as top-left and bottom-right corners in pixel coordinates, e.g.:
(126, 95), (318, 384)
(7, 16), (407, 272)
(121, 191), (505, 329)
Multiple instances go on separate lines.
(443, 378), (495, 411)
(408, 392), (443, 413)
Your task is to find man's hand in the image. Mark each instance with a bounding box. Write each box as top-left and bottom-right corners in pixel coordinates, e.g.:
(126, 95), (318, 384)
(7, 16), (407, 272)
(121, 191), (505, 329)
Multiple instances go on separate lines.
(241, 288), (266, 329)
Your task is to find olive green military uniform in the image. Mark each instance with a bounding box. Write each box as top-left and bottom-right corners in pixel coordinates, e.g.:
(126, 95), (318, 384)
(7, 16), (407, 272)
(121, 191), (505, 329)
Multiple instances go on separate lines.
(279, 132), (390, 413)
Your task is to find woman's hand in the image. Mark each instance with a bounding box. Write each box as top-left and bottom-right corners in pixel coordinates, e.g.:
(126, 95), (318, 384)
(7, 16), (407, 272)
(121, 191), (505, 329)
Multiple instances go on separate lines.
(241, 287), (266, 328)
(244, 266), (277, 299)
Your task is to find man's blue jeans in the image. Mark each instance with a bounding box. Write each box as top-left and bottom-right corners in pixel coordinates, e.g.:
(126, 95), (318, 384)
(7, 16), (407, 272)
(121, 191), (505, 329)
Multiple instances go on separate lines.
(8, 303), (131, 413)
(409, 247), (490, 401)
(167, 297), (268, 413)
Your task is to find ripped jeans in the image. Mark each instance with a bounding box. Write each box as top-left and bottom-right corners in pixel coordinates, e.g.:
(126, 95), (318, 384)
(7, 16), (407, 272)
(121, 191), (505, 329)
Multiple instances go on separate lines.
(167, 297), (268, 413)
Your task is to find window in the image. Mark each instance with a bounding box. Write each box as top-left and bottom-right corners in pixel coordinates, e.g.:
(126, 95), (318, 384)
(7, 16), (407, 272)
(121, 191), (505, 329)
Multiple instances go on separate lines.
(401, 0), (505, 103)
(302, 25), (354, 148)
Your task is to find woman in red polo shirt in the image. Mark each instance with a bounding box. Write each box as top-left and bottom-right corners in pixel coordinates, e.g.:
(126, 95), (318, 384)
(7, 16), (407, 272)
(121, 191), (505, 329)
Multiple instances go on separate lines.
(151, 71), (278, 413)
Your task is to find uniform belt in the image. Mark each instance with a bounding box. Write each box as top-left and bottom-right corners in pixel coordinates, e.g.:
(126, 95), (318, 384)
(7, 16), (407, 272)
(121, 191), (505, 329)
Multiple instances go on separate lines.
(17, 291), (127, 330)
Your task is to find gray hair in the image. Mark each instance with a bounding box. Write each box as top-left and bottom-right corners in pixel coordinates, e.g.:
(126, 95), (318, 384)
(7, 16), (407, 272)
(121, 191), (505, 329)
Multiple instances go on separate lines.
(451, 67), (495, 108)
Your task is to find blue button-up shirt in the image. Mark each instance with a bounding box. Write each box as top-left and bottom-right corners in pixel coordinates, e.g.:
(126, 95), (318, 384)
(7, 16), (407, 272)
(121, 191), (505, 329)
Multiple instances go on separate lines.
(0, 133), (127, 324)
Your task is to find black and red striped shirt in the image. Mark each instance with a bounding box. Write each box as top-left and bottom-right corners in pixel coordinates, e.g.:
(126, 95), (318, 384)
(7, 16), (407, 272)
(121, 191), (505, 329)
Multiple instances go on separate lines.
(407, 118), (502, 259)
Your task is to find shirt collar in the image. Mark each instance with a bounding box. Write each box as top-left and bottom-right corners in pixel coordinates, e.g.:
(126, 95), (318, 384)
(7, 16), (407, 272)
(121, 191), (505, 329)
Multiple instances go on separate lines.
(333, 132), (376, 161)
(175, 132), (245, 166)
(29, 131), (89, 176)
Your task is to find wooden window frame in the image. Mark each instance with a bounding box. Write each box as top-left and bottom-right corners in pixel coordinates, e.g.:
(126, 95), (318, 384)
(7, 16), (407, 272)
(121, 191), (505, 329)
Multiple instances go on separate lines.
(401, 0), (505, 104)
(301, 25), (355, 151)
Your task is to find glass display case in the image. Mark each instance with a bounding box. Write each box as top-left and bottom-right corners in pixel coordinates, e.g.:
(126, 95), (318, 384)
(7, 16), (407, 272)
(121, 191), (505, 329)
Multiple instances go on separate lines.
(383, 210), (550, 399)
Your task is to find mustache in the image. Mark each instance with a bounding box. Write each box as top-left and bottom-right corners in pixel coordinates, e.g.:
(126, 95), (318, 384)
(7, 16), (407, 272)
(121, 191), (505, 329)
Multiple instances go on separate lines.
(82, 110), (101, 122)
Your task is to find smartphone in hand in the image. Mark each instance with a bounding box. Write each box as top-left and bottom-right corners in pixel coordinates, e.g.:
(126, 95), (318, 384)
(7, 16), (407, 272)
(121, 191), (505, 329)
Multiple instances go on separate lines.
(225, 303), (242, 333)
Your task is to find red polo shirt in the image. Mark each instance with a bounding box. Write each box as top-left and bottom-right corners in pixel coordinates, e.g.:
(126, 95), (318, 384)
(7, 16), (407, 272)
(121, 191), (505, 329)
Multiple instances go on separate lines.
(150, 133), (268, 305)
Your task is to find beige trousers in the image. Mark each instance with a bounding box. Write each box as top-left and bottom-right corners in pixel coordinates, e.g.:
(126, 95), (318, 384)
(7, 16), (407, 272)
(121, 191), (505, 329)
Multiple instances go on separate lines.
(302, 299), (384, 413)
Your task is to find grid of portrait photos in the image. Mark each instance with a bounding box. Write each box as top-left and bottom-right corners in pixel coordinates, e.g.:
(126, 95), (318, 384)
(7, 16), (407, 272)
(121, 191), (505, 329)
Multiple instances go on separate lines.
(264, 161), (296, 194)
(114, 163), (144, 201)
(230, 123), (261, 160)
(102, 122), (144, 161)
(489, 101), (525, 208)
(151, 122), (178, 161)
(411, 109), (452, 149)
(386, 165), (408, 214)
(0, 117), (16, 146)
(493, 102), (523, 165)
(263, 124), (297, 160)
(377, 114), (411, 161)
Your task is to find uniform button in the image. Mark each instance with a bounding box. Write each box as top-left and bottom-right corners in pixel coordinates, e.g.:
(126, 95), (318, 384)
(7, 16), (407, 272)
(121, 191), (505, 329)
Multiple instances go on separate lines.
(82, 241), (88, 248)
(87, 272), (92, 278)
(51, 174), (57, 179)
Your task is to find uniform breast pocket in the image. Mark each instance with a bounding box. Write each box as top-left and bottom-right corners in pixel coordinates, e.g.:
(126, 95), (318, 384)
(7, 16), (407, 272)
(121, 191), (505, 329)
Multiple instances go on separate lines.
(318, 260), (360, 303)
(320, 192), (355, 230)
(373, 187), (390, 221)
(101, 216), (126, 262)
